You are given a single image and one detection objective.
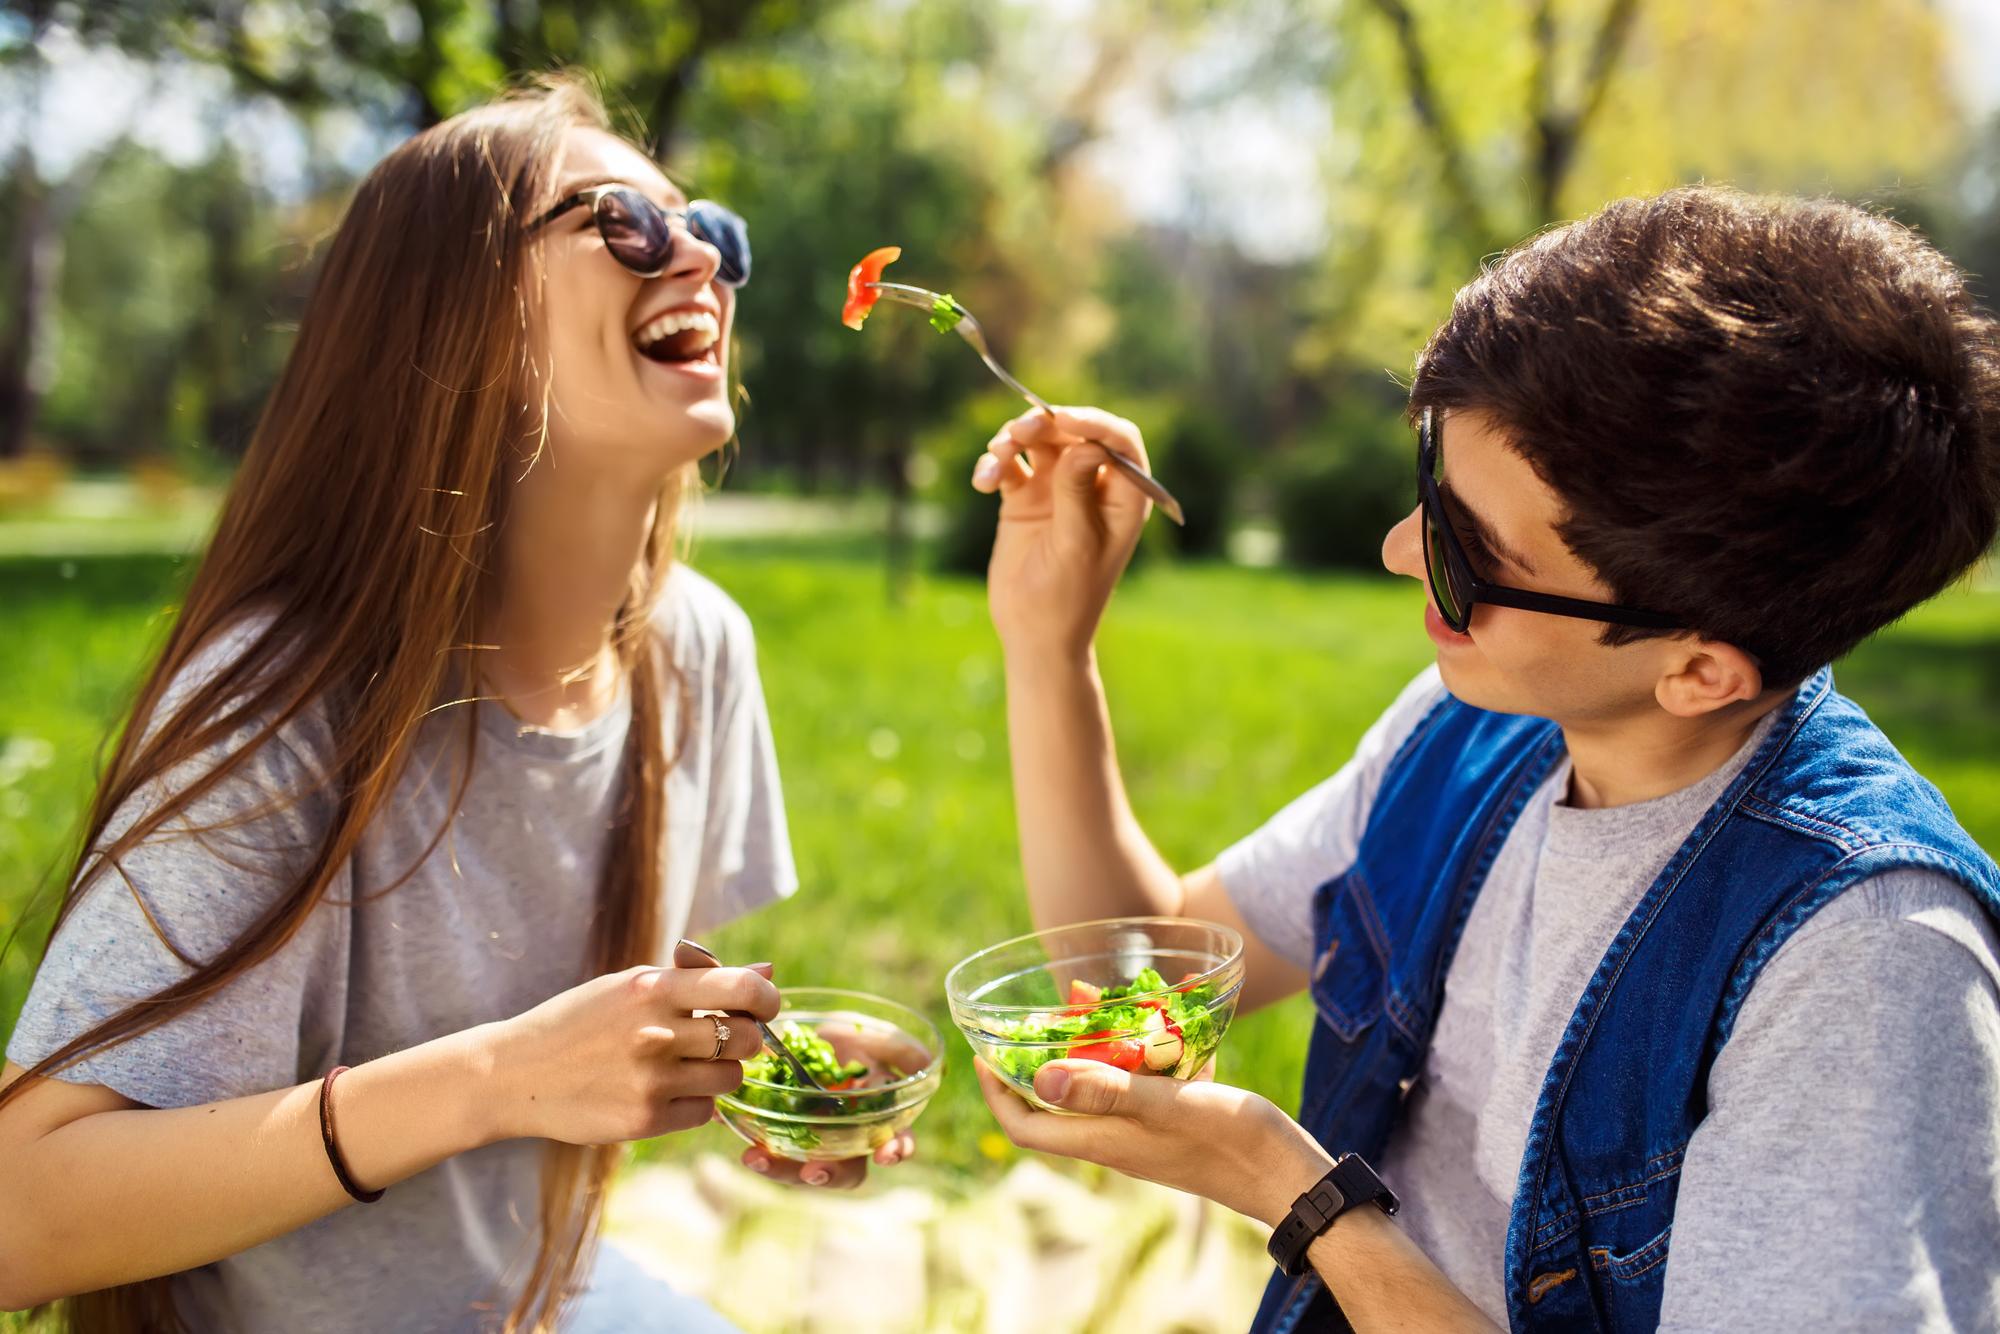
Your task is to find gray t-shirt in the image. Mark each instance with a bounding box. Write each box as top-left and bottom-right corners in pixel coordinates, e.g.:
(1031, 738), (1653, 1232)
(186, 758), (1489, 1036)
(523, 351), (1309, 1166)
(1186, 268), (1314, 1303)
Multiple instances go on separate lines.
(1219, 668), (2000, 1332)
(8, 565), (796, 1333)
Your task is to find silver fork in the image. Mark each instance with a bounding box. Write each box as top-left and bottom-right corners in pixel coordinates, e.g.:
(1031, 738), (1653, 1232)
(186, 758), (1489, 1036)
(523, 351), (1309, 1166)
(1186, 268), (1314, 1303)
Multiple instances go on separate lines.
(676, 937), (827, 1092)
(867, 281), (1187, 526)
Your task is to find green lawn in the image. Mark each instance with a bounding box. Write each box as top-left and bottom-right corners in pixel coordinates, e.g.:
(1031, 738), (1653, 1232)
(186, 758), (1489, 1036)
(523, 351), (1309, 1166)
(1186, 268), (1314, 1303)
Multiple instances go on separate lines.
(3, 540), (1998, 1180)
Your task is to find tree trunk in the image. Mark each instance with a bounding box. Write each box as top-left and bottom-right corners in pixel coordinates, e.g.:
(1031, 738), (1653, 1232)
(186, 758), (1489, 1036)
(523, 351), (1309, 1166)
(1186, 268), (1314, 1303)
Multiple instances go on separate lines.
(1363, 0), (1496, 255)
(0, 153), (55, 461)
(200, 158), (255, 453)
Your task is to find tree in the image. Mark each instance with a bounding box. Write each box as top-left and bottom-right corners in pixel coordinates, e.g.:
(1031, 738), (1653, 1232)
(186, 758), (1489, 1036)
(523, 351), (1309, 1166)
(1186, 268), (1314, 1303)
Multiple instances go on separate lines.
(0, 0), (163, 459)
(1298, 0), (1967, 370)
(164, 0), (829, 150)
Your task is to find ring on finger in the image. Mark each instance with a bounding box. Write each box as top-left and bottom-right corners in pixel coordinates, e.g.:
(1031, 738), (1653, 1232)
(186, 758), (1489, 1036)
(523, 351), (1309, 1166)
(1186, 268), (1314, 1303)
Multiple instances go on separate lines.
(707, 1015), (732, 1061)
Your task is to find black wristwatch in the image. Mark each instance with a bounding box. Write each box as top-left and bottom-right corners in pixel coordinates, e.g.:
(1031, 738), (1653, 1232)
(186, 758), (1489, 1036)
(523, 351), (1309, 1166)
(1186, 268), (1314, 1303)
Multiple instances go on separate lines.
(1267, 1153), (1400, 1277)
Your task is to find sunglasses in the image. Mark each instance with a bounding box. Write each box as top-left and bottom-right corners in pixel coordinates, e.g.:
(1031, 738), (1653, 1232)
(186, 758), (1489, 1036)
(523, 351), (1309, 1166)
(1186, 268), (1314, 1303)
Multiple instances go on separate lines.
(1417, 406), (1683, 635)
(529, 184), (750, 288)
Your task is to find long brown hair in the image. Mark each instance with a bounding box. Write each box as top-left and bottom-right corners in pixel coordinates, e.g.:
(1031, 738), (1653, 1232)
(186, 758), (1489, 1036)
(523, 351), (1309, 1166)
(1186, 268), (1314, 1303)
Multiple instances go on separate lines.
(2, 72), (687, 1332)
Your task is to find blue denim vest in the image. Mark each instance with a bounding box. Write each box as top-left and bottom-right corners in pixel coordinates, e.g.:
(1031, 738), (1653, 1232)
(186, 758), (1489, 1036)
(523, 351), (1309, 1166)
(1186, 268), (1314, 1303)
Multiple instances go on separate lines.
(1248, 669), (2000, 1333)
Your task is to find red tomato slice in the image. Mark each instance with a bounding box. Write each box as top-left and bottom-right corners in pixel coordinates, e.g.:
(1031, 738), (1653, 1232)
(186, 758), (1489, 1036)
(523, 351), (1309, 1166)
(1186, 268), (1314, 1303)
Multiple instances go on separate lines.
(841, 246), (902, 329)
(1173, 970), (1206, 993)
(824, 1077), (860, 1092)
(1068, 1030), (1145, 1071)
(1060, 979), (1104, 1015)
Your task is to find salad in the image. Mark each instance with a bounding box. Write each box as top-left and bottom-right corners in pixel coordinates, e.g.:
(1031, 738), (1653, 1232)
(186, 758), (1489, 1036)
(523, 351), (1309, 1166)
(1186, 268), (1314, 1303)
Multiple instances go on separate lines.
(731, 1020), (913, 1154)
(739, 1020), (908, 1109)
(985, 966), (1223, 1087)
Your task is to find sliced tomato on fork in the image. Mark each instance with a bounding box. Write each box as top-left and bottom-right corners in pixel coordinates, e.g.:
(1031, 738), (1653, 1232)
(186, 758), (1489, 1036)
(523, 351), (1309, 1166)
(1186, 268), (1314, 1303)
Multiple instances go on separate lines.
(841, 246), (902, 329)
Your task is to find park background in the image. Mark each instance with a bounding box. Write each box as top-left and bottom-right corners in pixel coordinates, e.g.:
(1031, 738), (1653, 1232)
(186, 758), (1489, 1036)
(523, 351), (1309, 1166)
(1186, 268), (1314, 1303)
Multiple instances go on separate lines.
(3, 1), (1999, 1329)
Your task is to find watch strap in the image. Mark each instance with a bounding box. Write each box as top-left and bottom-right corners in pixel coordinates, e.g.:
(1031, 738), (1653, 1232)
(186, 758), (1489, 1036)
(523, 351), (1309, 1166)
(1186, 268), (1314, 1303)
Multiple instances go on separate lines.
(1267, 1154), (1399, 1277)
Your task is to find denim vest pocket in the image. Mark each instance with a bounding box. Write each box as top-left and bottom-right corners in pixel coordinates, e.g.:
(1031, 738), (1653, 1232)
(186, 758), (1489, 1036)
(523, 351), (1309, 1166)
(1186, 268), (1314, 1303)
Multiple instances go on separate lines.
(1587, 1224), (1672, 1284)
(1584, 1222), (1676, 1330)
(1309, 869), (1393, 1043)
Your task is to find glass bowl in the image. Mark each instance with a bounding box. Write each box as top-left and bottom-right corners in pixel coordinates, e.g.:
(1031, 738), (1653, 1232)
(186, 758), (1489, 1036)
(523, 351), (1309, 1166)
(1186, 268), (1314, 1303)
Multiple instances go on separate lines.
(944, 917), (1245, 1112)
(715, 988), (944, 1163)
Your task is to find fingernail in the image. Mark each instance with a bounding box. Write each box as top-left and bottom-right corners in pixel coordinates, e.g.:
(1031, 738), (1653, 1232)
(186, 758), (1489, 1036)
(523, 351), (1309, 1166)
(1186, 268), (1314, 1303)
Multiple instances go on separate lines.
(746, 1156), (769, 1174)
(1042, 1068), (1070, 1102)
(973, 454), (1000, 485)
(803, 1167), (831, 1186)
(746, 962), (773, 972)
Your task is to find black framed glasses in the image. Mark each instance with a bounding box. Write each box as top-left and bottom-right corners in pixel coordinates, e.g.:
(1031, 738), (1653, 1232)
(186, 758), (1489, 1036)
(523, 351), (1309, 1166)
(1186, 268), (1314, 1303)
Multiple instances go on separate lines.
(529, 184), (750, 288)
(1418, 406), (1683, 634)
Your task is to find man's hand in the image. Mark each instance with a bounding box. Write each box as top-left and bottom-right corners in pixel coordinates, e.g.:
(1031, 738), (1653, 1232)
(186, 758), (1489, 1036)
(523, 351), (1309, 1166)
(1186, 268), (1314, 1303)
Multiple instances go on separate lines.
(978, 1058), (1501, 1332)
(974, 405), (1154, 661)
(974, 1057), (1331, 1226)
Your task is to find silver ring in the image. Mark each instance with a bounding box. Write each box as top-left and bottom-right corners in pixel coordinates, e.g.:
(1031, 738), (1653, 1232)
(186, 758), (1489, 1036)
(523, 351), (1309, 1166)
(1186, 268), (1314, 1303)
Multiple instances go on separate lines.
(708, 1016), (732, 1061)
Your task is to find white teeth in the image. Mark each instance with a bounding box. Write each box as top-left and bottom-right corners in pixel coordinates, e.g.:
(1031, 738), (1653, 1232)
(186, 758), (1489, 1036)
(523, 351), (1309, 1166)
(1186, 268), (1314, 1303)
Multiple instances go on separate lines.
(633, 309), (719, 354)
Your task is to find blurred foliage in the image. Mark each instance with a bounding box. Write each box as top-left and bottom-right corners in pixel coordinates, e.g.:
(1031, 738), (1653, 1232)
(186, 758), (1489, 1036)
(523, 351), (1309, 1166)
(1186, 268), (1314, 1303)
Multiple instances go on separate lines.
(37, 142), (302, 468)
(922, 389), (1014, 578)
(684, 5), (1011, 493)
(1293, 0), (1966, 373)
(1272, 382), (1412, 571)
(1154, 410), (1242, 558)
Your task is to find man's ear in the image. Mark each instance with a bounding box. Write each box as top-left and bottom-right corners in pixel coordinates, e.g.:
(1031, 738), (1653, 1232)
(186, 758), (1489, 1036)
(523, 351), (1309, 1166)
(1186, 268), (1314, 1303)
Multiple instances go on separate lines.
(1655, 640), (1764, 718)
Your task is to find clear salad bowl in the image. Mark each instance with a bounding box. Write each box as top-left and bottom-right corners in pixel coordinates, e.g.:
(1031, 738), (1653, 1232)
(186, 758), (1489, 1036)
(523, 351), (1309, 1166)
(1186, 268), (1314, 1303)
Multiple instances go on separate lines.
(716, 989), (944, 1163)
(944, 917), (1246, 1112)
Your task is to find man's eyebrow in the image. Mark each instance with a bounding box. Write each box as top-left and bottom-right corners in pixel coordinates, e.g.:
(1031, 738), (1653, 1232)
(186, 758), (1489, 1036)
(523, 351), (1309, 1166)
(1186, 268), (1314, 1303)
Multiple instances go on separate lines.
(1438, 477), (1539, 576)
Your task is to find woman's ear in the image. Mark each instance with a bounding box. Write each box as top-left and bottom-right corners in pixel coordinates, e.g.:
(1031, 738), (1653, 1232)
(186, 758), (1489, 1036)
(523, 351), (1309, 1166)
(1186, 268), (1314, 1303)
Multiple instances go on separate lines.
(1655, 639), (1765, 718)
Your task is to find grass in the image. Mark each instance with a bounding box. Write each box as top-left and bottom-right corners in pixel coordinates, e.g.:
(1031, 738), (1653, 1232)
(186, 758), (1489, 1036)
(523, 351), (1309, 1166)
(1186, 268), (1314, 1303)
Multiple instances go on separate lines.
(3, 539), (1999, 1182)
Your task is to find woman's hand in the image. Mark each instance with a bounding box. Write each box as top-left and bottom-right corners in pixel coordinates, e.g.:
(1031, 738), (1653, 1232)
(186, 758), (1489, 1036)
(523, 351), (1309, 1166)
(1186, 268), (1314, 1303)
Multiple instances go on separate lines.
(973, 406), (1154, 660)
(974, 1058), (1332, 1227)
(484, 941), (779, 1147)
(736, 1127), (917, 1191)
(736, 1014), (922, 1189)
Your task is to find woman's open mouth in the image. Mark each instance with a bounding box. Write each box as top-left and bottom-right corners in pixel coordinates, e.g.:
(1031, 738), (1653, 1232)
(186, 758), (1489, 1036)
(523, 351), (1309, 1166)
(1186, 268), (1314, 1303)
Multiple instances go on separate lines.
(633, 307), (721, 370)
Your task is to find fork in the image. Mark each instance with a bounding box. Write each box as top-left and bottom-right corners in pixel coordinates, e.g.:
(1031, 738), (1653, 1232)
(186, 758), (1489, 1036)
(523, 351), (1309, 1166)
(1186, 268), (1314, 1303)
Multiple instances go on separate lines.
(676, 937), (827, 1093)
(867, 281), (1187, 526)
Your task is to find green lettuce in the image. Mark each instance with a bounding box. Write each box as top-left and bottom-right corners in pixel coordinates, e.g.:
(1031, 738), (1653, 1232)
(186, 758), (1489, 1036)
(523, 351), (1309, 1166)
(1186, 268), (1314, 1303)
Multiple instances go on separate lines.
(738, 1021), (900, 1118)
(985, 967), (1226, 1084)
(929, 293), (965, 334)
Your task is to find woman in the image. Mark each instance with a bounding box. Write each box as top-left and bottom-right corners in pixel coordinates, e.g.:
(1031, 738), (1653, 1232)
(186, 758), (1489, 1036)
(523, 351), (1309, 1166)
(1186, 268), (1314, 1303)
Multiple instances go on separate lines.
(0, 75), (900, 1332)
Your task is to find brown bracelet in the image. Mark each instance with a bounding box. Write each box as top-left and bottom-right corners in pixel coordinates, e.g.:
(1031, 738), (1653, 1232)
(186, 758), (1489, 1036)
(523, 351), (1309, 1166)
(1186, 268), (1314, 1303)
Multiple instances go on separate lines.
(318, 1066), (384, 1204)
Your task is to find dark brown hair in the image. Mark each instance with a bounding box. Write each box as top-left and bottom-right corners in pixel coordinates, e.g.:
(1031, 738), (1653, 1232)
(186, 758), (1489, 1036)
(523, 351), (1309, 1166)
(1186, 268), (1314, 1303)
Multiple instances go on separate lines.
(0, 73), (686, 1332)
(1410, 185), (2000, 686)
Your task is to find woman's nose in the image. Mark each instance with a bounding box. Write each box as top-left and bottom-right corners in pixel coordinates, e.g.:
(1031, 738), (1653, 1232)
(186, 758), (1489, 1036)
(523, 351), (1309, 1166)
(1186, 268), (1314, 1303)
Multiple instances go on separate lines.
(665, 220), (722, 287)
(1382, 505), (1424, 579)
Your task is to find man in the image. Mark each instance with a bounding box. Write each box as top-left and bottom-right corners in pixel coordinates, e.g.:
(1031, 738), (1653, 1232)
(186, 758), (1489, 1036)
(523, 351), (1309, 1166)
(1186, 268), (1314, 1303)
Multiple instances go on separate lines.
(967, 187), (2000, 1332)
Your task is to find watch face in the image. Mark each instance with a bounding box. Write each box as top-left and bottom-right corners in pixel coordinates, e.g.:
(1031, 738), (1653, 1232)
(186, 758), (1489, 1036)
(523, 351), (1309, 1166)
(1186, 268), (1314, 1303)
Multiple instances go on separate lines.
(1332, 1153), (1400, 1215)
